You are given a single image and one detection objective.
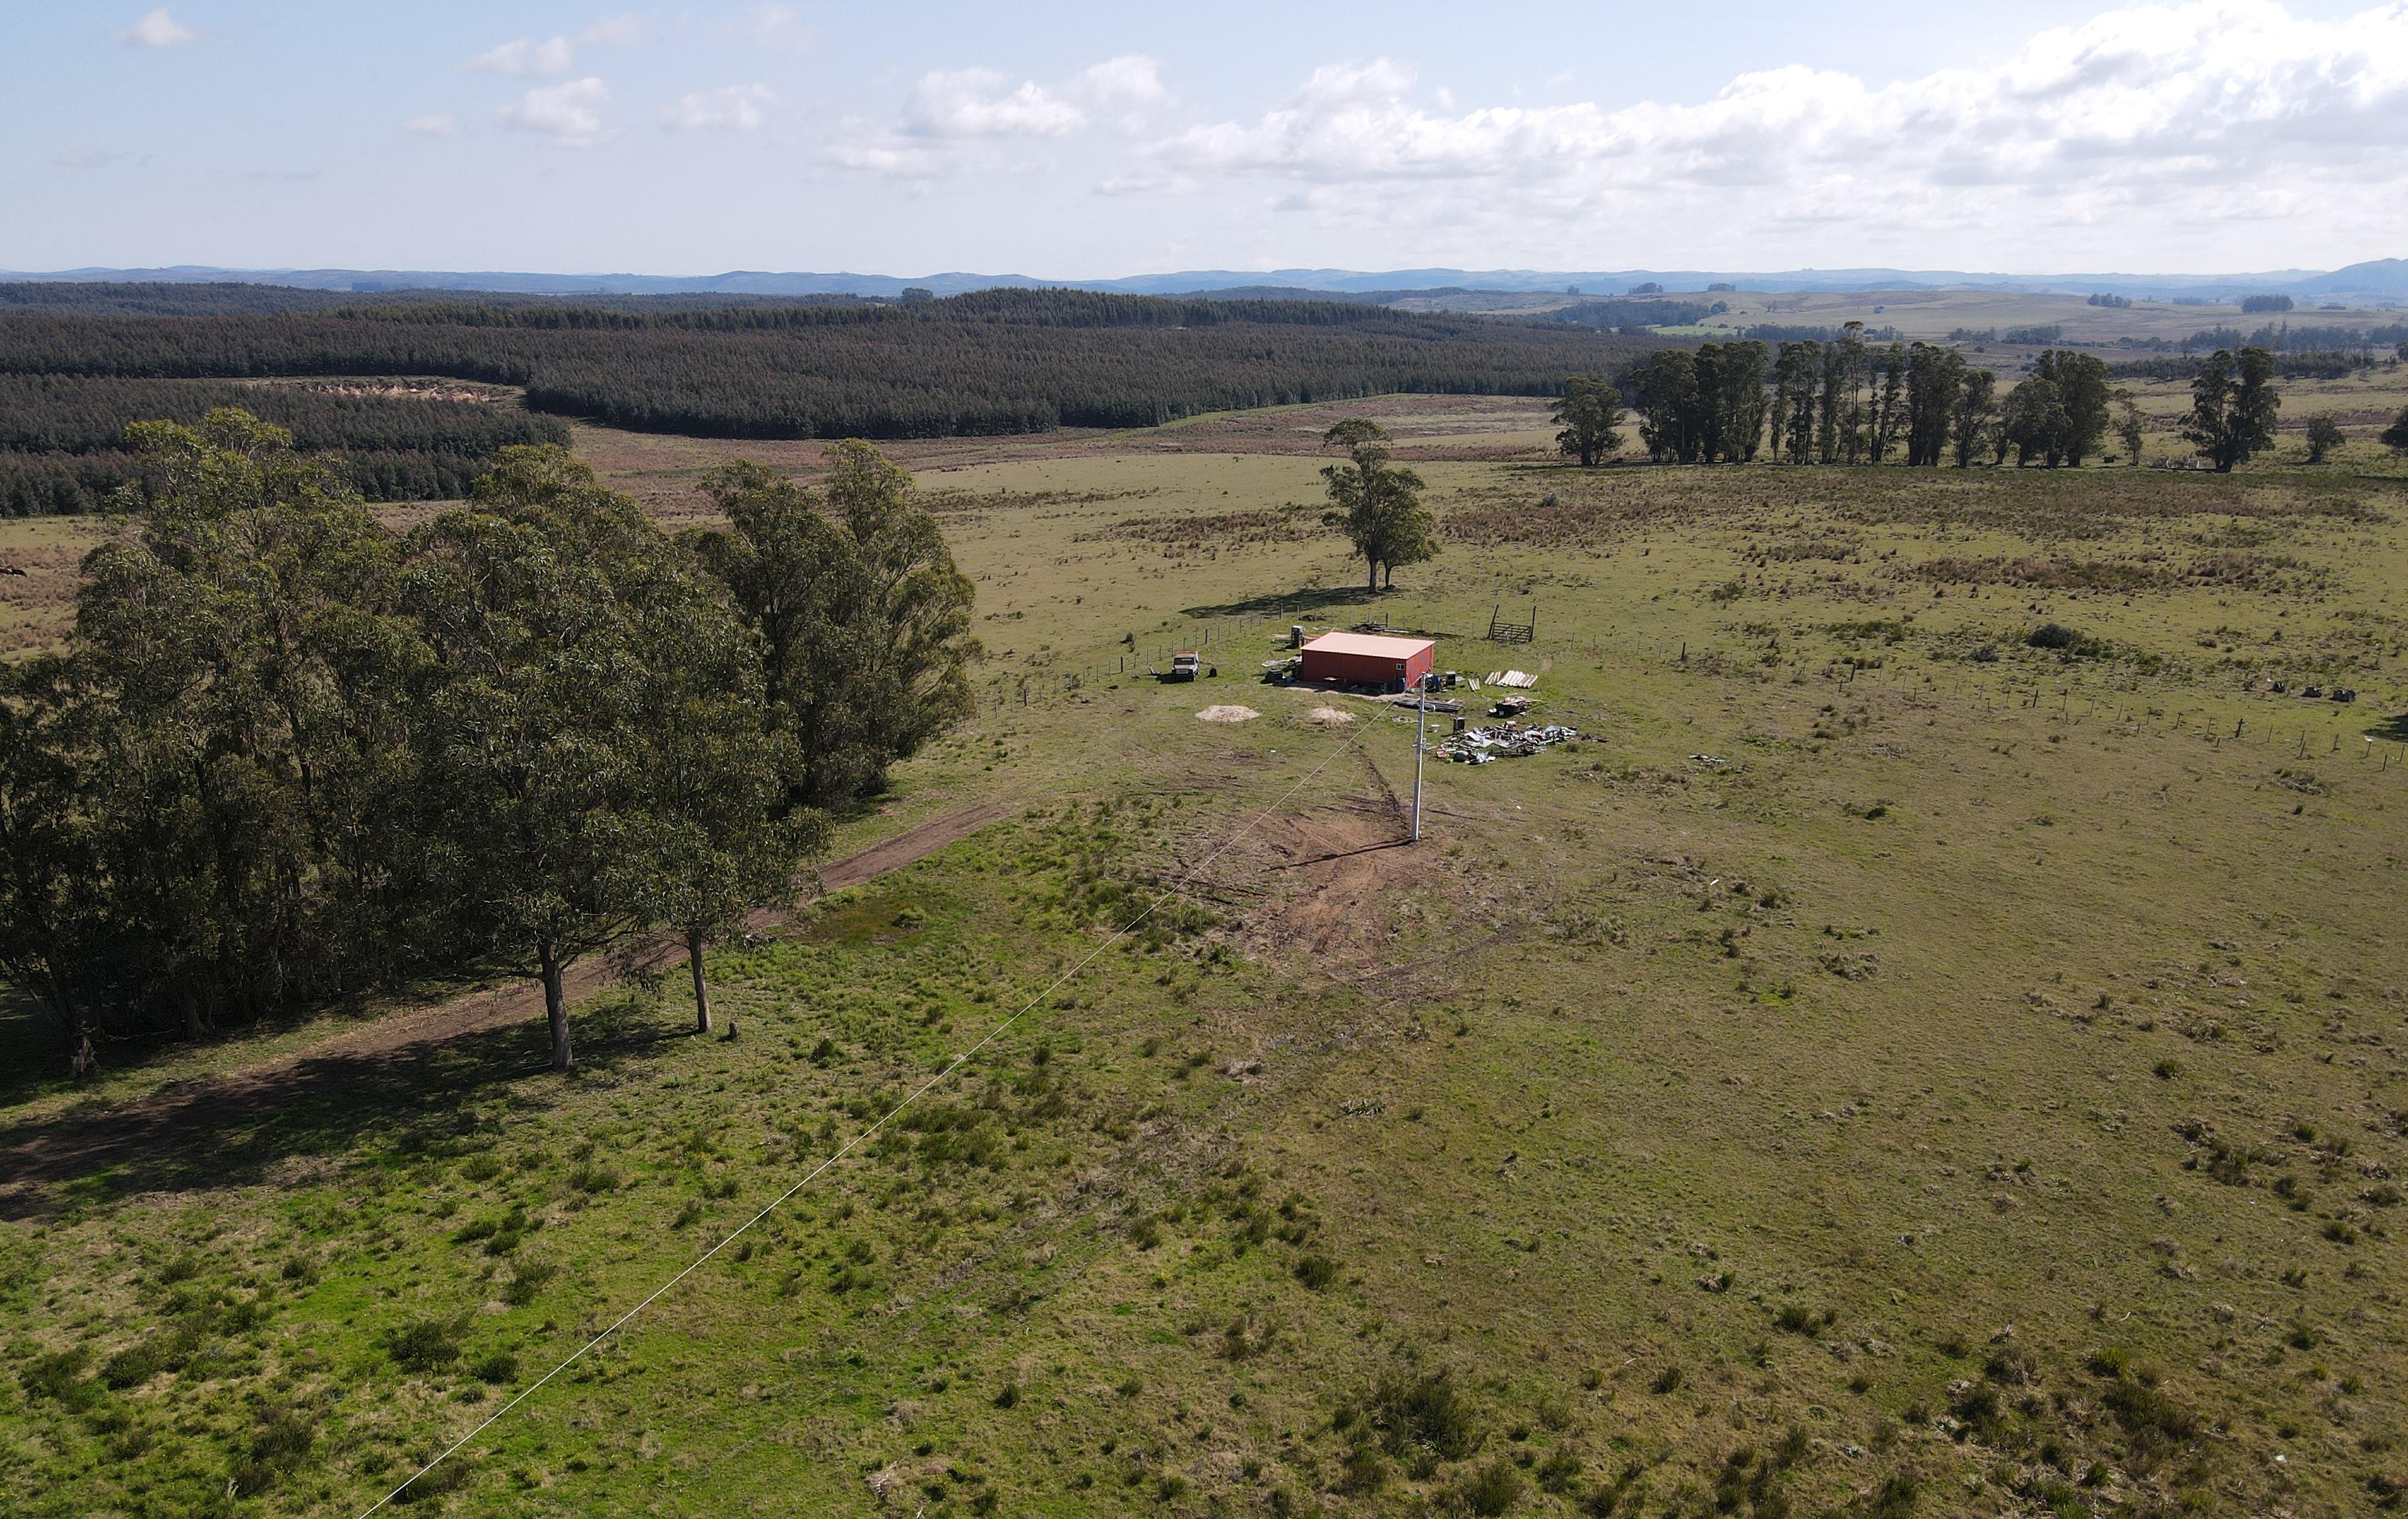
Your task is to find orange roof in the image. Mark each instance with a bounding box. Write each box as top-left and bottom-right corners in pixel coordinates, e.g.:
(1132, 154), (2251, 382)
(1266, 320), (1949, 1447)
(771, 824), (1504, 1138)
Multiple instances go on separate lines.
(1302, 631), (1435, 659)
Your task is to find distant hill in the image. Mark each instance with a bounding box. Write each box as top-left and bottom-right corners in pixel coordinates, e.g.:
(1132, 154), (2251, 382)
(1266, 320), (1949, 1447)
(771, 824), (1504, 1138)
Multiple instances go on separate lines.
(4, 261), (2400, 302)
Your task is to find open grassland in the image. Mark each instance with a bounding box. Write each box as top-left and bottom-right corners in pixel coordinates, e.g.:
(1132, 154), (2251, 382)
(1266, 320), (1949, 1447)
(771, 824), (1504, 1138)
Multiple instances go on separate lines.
(9, 397), (2408, 1518)
(0, 514), (107, 661)
(1664, 290), (2407, 347)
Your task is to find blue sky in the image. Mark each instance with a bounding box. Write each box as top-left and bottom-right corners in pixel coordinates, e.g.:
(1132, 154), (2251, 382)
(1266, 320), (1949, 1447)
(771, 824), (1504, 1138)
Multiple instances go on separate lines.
(3, 2), (2402, 276)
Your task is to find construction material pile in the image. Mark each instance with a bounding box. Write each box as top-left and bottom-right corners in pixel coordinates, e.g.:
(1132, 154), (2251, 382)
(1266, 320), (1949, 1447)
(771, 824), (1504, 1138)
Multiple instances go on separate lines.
(1438, 722), (1581, 764)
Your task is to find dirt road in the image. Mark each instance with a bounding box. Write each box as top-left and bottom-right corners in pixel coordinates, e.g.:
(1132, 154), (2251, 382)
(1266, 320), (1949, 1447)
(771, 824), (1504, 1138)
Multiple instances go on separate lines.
(0, 800), (1020, 1216)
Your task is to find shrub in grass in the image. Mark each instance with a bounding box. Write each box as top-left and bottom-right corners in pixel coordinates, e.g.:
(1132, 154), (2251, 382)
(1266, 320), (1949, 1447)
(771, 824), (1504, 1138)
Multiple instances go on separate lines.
(1338, 1445), (1386, 1494)
(474, 1351), (519, 1384)
(1535, 1446), (1582, 1493)
(1370, 1368), (1482, 1461)
(1772, 1303), (1820, 1336)
(1294, 1253), (1337, 1291)
(1455, 1458), (1525, 1517)
(503, 1261), (557, 1306)
(231, 1409), (317, 1495)
(386, 1318), (463, 1375)
(993, 1382), (1019, 1408)
(567, 1164), (622, 1194)
(101, 1340), (164, 1389)
(1649, 1365), (1684, 1396)
(1866, 1472), (1920, 1519)
(20, 1347), (102, 1409)
(390, 1457), (471, 1505)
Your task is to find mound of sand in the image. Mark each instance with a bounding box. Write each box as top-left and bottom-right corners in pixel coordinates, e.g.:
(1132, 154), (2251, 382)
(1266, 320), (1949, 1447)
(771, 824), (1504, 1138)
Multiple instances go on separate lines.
(1196, 705), (1261, 723)
(1304, 706), (1356, 727)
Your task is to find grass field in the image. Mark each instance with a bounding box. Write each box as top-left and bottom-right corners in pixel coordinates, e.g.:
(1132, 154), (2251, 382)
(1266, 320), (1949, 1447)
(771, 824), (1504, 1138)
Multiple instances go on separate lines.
(8, 391), (2408, 1518)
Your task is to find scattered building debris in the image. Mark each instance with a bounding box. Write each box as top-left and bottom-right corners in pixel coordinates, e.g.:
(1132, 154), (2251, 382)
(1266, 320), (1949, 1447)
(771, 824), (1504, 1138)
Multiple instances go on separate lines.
(1439, 722), (1581, 763)
(1196, 705), (1260, 723)
(1488, 669), (1539, 689)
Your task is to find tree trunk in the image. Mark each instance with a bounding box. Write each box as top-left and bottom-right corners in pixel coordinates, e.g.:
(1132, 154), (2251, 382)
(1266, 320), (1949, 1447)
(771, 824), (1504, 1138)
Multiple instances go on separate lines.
(1366, 558), (1379, 592)
(687, 925), (712, 1036)
(539, 939), (573, 1072)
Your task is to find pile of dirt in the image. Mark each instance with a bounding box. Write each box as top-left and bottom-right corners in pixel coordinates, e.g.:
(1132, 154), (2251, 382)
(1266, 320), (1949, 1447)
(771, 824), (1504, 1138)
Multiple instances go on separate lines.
(1304, 706), (1356, 727)
(1196, 705), (1261, 722)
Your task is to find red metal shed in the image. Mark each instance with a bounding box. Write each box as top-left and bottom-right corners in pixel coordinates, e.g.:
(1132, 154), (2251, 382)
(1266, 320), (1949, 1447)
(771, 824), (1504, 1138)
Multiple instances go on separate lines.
(1299, 631), (1436, 692)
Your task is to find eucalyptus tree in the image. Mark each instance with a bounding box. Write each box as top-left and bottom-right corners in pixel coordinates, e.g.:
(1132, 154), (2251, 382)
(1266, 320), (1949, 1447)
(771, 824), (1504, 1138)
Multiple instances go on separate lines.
(1950, 368), (1998, 468)
(1550, 376), (1625, 466)
(2179, 347), (2280, 473)
(690, 445), (978, 812)
(1318, 420), (1436, 590)
(401, 446), (737, 1070)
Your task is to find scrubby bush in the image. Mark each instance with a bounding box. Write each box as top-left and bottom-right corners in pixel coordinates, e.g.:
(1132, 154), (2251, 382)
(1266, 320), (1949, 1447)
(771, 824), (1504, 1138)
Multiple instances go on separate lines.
(1371, 1368), (1482, 1460)
(1456, 1458), (1525, 1516)
(386, 1318), (462, 1374)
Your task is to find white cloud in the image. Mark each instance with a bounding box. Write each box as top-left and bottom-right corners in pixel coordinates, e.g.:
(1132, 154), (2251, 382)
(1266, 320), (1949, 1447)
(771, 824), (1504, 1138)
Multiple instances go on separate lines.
(905, 68), (1086, 137)
(1075, 55), (1167, 110)
(831, 54), (1173, 176)
(469, 36), (576, 77)
(580, 13), (646, 48)
(119, 7), (194, 46)
(663, 84), (774, 132)
(403, 114), (460, 137)
(1137, 2), (2408, 262)
(730, 4), (810, 51)
(499, 78), (610, 147)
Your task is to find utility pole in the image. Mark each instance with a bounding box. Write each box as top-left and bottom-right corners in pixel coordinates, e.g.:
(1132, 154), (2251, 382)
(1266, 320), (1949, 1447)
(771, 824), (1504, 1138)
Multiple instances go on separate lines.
(1412, 671), (1433, 842)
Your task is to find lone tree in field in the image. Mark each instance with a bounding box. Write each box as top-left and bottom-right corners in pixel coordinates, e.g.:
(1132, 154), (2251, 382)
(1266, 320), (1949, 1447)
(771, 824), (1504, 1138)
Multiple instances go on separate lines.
(403, 447), (740, 1071)
(2180, 346), (2280, 473)
(1320, 420), (1435, 591)
(2304, 413), (2345, 465)
(1550, 376), (1624, 466)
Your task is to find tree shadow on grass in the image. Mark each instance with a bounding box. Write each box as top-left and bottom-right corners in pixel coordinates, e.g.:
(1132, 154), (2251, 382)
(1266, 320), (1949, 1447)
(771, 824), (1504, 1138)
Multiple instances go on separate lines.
(0, 993), (691, 1221)
(1181, 584), (1388, 620)
(2362, 711), (2408, 742)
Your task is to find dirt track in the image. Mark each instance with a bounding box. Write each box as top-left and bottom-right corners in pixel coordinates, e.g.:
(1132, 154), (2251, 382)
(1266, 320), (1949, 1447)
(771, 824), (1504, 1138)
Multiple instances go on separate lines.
(0, 800), (1020, 1216)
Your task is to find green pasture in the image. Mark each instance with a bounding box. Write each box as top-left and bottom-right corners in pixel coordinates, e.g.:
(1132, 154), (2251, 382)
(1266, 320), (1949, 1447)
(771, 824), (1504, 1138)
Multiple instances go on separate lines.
(7, 395), (2408, 1517)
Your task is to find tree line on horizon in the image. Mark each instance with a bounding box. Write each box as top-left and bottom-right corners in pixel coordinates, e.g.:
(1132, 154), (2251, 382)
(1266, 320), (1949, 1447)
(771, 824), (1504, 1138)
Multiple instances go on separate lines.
(0, 289), (1652, 453)
(0, 411), (979, 1070)
(1550, 328), (2407, 474)
(0, 374), (571, 516)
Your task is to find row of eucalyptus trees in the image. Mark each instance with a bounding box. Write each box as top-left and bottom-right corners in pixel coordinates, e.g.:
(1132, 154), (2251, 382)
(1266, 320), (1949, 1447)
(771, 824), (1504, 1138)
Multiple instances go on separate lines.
(0, 411), (978, 1069)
